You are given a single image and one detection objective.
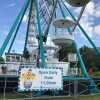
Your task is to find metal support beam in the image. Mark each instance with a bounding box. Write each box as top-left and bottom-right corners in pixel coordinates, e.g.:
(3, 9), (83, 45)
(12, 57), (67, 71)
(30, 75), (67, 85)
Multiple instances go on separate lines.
(74, 42), (89, 77)
(72, 6), (86, 32)
(34, 0), (46, 68)
(24, 0), (34, 51)
(44, 0), (58, 42)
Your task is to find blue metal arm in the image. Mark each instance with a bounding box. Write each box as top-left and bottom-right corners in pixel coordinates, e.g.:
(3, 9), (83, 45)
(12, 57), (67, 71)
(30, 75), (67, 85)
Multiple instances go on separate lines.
(44, 0), (58, 42)
(74, 42), (89, 77)
(24, 0), (34, 51)
(34, 0), (46, 68)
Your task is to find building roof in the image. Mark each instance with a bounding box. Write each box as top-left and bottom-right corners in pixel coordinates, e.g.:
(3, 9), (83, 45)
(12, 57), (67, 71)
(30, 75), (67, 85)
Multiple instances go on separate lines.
(5, 53), (23, 56)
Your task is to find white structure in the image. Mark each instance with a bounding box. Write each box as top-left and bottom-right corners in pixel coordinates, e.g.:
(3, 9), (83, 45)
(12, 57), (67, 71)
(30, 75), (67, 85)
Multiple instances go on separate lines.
(68, 53), (78, 62)
(53, 19), (75, 28)
(52, 34), (74, 46)
(5, 53), (23, 62)
(52, 19), (74, 47)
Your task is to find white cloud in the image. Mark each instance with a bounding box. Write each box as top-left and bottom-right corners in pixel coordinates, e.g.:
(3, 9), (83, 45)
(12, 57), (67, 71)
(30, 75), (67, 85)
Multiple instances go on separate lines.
(75, 1), (95, 38)
(23, 14), (28, 23)
(22, 10), (29, 23)
(81, 1), (100, 38)
(94, 25), (100, 36)
(7, 3), (16, 8)
(79, 16), (94, 38)
(64, 1), (96, 39)
(85, 2), (95, 16)
(83, 2), (100, 18)
(72, 1), (100, 47)
(94, 6), (100, 17)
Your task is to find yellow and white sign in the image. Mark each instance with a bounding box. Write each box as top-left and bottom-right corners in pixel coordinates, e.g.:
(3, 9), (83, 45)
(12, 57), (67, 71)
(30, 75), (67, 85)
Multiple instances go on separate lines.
(18, 67), (63, 91)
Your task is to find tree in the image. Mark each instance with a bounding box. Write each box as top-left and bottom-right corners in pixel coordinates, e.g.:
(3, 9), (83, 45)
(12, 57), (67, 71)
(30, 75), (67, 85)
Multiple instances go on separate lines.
(58, 44), (76, 61)
(80, 45), (100, 71)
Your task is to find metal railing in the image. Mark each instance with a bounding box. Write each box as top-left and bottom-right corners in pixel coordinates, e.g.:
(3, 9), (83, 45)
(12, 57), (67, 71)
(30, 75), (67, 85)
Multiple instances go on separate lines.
(0, 72), (100, 100)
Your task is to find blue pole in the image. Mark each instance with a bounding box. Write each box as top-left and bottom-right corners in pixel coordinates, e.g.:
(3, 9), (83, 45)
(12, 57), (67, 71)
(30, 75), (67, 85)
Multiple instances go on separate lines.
(44, 0), (58, 41)
(34, 0), (46, 68)
(0, 0), (30, 56)
(74, 42), (89, 77)
(24, 0), (34, 51)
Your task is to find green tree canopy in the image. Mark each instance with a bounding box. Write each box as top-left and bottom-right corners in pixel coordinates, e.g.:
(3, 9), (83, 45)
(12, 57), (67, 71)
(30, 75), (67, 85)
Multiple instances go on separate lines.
(58, 44), (100, 72)
(58, 44), (76, 61)
(80, 45), (100, 71)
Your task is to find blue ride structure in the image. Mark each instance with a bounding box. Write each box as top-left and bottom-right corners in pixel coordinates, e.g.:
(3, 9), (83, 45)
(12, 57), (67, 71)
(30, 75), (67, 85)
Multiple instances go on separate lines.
(0, 0), (100, 96)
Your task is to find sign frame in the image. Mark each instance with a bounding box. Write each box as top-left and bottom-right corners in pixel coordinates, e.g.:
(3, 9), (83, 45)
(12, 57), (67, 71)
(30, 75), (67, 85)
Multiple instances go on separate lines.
(18, 66), (63, 92)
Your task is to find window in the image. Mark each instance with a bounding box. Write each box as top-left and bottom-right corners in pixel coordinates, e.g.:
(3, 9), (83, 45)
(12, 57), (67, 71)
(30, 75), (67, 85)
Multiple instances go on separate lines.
(6, 56), (10, 62)
(11, 56), (15, 62)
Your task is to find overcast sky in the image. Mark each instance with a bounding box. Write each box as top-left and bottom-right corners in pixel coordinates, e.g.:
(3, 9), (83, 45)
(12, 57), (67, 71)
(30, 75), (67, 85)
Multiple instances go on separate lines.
(0, 0), (100, 54)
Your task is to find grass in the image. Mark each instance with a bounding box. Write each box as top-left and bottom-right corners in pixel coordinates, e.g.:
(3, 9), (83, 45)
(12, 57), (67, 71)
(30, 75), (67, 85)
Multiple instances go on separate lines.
(0, 92), (31, 100)
(77, 94), (100, 100)
(93, 71), (100, 77)
(0, 93), (100, 100)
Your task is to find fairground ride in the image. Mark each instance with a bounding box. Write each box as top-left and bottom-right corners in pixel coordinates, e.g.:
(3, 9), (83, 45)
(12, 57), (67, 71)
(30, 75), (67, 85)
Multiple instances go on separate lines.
(0, 0), (100, 96)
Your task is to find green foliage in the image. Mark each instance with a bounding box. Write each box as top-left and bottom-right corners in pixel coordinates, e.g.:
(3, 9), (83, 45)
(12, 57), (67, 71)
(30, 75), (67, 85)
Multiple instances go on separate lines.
(93, 71), (100, 76)
(80, 45), (100, 72)
(58, 44), (76, 61)
(58, 44), (100, 73)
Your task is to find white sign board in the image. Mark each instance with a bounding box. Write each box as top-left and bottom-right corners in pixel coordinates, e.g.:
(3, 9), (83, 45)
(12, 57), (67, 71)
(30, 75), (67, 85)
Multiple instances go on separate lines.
(18, 67), (63, 91)
(47, 62), (69, 76)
